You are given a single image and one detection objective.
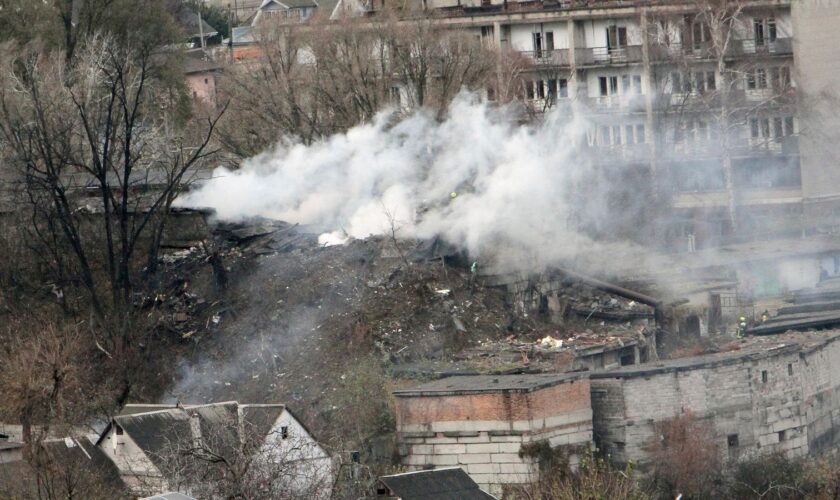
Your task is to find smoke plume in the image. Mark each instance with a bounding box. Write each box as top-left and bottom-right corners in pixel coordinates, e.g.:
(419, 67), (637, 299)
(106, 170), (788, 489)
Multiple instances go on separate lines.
(179, 93), (644, 273)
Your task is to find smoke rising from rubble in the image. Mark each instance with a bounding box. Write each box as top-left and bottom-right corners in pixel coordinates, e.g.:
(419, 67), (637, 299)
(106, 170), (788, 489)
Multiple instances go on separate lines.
(179, 93), (646, 273)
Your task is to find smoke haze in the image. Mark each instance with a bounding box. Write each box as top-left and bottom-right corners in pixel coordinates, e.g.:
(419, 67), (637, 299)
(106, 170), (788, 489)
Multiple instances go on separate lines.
(179, 93), (646, 273)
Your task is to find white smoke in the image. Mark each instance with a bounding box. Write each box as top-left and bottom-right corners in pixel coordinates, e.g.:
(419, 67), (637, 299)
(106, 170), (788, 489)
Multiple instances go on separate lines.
(179, 93), (640, 273)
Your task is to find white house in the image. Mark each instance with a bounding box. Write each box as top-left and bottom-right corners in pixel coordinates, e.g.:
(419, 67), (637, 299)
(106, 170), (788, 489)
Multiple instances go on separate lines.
(97, 402), (332, 498)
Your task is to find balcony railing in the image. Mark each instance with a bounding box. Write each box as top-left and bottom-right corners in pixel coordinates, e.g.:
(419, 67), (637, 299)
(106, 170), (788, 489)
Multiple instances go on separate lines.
(662, 136), (799, 159)
(649, 37), (792, 61)
(585, 94), (646, 112)
(522, 48), (572, 66)
(591, 143), (653, 163)
(576, 45), (643, 66)
(729, 37), (793, 57)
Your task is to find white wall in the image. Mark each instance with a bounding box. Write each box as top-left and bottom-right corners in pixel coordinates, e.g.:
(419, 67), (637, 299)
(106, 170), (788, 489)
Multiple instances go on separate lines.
(509, 22), (570, 52)
(580, 18), (642, 48)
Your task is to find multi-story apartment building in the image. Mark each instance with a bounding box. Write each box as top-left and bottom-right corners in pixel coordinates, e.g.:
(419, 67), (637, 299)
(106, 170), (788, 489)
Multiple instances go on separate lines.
(418, 0), (822, 249)
(231, 0), (840, 250)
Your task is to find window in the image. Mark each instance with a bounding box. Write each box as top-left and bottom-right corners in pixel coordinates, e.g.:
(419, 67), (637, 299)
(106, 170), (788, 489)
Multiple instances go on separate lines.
(757, 68), (767, 89)
(535, 81), (545, 99)
(545, 31), (555, 51)
(607, 25), (628, 50)
(754, 17), (777, 46)
(547, 79), (557, 101)
(625, 125), (634, 144)
(784, 117), (795, 136)
(620, 74), (642, 95)
(611, 125), (622, 145)
(116, 426), (124, 436)
(532, 32), (543, 57)
(390, 86), (401, 107)
(728, 434), (739, 447)
(761, 370), (768, 383)
(772, 66), (791, 90)
(692, 21), (711, 50)
(635, 124), (646, 143)
(599, 76), (618, 97)
(671, 72), (682, 93)
(707, 71), (716, 90)
(778, 430), (786, 441)
(281, 426), (289, 439)
(558, 78), (568, 98)
(788, 363), (794, 376)
(747, 68), (769, 90)
(526, 81), (534, 99)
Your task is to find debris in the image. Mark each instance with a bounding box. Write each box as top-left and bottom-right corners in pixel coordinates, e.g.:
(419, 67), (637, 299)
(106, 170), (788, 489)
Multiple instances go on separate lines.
(538, 336), (563, 349)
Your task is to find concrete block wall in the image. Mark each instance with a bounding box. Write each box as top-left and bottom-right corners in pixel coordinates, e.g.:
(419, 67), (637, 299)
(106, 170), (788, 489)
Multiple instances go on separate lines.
(396, 379), (592, 495)
(592, 335), (840, 468)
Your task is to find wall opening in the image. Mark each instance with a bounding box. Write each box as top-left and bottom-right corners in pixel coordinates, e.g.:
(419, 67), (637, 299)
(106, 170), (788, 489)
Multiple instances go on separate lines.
(762, 370), (768, 383)
(778, 430), (786, 442)
(727, 434), (739, 447)
(788, 363), (793, 376)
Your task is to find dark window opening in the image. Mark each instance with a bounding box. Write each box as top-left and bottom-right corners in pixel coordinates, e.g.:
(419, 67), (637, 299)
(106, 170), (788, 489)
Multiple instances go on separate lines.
(558, 78), (568, 98)
(607, 25), (628, 50)
(778, 430), (786, 441)
(281, 426), (289, 439)
(728, 434), (739, 447)
(762, 370), (768, 383)
(788, 363), (794, 376)
(116, 426), (124, 436)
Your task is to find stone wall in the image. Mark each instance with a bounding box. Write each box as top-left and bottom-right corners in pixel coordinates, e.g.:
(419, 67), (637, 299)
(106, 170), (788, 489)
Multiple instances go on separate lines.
(395, 377), (592, 496)
(591, 334), (840, 467)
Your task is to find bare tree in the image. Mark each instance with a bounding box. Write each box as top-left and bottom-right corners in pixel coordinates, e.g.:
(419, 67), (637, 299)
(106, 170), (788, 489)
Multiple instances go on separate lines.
(0, 34), (224, 406)
(647, 1), (796, 239)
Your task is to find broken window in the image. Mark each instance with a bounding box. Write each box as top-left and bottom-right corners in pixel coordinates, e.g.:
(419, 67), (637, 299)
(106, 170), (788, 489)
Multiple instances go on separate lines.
(281, 426), (289, 439)
(607, 25), (628, 50)
(547, 79), (557, 102)
(727, 434), (739, 447)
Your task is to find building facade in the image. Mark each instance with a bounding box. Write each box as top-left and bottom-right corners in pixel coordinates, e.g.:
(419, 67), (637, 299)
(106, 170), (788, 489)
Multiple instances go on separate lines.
(393, 373), (593, 497)
(420, 0), (805, 249)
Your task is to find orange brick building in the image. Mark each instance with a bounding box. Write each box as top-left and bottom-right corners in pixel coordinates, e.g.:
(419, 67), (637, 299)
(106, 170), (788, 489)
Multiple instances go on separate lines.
(394, 373), (592, 496)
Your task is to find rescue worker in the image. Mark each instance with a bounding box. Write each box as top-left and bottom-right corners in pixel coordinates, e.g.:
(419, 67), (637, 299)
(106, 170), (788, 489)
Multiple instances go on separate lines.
(737, 316), (748, 338)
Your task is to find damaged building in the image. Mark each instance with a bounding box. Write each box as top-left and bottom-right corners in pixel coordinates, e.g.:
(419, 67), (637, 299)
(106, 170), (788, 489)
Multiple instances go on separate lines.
(395, 330), (840, 495)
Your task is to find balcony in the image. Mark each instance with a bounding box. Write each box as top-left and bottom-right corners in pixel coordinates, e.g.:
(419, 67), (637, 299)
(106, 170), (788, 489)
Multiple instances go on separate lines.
(522, 48), (572, 67)
(575, 45), (643, 66)
(585, 94), (647, 113)
(728, 37), (793, 58)
(732, 136), (799, 158)
(591, 143), (653, 164)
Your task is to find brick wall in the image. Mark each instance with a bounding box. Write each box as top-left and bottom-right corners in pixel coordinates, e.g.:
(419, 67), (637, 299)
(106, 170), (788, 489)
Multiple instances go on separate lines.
(396, 379), (592, 495)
